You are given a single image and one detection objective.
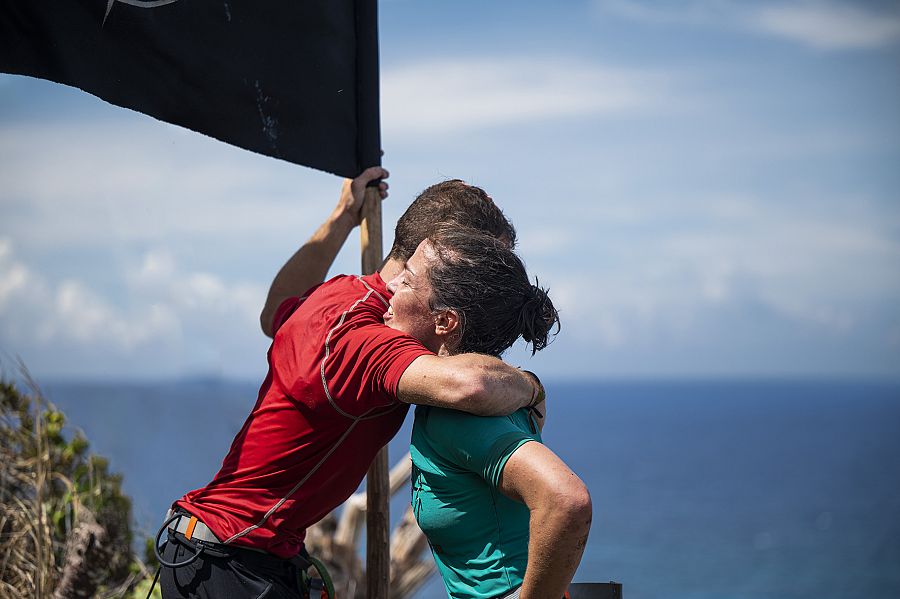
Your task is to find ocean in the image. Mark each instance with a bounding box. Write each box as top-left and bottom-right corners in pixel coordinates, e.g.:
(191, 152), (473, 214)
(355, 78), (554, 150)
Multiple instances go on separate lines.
(40, 379), (900, 599)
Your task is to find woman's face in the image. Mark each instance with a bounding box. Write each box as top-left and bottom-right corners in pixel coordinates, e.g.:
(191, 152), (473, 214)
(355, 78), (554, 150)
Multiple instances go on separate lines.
(384, 240), (443, 351)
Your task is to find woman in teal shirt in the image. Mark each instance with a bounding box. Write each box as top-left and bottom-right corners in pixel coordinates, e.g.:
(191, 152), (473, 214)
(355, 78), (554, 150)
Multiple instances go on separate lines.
(385, 228), (592, 599)
(411, 404), (542, 598)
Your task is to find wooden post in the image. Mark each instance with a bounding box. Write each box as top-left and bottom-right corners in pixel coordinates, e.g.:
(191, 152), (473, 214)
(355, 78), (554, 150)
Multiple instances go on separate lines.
(360, 185), (383, 275)
(361, 184), (389, 599)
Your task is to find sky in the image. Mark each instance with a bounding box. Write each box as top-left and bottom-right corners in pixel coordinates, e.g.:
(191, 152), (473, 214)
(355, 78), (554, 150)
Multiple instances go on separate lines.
(1, 0), (899, 381)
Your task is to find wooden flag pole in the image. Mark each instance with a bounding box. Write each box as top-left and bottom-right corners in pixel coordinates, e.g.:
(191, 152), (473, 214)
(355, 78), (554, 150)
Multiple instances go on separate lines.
(360, 185), (383, 275)
(361, 184), (390, 599)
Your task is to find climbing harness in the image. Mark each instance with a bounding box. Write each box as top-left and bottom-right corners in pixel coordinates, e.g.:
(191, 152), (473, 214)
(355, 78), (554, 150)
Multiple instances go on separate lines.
(303, 554), (337, 599)
(153, 512), (206, 568)
(146, 509), (335, 599)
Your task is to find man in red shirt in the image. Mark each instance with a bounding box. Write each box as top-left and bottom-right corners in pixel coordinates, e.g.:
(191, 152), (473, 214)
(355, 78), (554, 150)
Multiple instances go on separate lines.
(159, 168), (545, 598)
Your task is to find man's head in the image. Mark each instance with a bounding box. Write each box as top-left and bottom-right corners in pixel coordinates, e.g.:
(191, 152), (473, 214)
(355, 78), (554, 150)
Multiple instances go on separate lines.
(384, 227), (559, 357)
(387, 180), (517, 262)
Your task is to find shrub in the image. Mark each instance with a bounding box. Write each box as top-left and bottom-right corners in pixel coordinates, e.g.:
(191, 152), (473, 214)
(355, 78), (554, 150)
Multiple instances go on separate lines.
(0, 375), (148, 598)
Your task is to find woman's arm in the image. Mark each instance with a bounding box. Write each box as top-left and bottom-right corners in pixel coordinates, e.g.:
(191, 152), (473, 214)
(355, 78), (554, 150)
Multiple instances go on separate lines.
(498, 441), (592, 599)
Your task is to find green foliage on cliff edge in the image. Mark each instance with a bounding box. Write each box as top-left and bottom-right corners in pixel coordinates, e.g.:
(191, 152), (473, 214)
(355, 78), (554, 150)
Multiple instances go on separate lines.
(0, 376), (158, 598)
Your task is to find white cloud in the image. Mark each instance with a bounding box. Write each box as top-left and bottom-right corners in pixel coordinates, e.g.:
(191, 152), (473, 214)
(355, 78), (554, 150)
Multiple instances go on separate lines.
(128, 249), (264, 323)
(754, 2), (900, 50)
(55, 280), (116, 343)
(382, 58), (667, 136)
(593, 0), (900, 50)
(0, 239), (30, 309)
(1, 241), (179, 350)
(0, 242), (267, 377)
(136, 250), (176, 283)
(0, 118), (336, 248)
(519, 190), (900, 355)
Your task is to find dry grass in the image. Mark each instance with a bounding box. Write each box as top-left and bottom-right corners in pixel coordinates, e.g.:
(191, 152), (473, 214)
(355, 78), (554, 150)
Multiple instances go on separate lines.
(1, 373), (59, 597)
(0, 368), (136, 598)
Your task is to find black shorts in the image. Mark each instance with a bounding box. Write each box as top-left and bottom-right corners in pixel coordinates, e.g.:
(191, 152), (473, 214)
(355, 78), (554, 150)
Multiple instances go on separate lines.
(159, 532), (307, 599)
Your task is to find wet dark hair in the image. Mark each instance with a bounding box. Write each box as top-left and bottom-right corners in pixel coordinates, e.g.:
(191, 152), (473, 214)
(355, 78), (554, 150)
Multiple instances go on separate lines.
(388, 180), (517, 261)
(425, 227), (559, 357)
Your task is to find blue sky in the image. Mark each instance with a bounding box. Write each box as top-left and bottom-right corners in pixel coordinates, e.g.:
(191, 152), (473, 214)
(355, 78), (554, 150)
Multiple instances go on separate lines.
(1, 0), (899, 380)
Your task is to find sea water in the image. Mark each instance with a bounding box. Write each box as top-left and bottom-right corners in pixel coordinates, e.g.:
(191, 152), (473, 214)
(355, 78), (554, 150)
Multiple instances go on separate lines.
(43, 379), (900, 599)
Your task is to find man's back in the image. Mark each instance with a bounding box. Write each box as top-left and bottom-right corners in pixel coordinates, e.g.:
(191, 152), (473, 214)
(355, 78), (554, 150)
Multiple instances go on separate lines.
(175, 273), (430, 558)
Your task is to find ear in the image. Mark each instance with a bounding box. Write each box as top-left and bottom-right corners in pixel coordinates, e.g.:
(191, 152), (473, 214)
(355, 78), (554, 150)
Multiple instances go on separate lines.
(433, 309), (460, 339)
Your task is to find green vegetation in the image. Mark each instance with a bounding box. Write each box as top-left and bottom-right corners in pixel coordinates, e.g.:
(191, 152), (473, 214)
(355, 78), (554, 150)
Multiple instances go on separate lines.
(0, 375), (159, 598)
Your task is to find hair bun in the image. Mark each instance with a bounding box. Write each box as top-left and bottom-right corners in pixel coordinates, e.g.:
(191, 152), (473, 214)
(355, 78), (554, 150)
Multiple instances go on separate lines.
(519, 278), (560, 354)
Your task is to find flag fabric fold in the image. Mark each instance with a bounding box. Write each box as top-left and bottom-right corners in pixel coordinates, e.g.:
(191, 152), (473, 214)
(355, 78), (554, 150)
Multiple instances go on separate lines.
(0, 0), (381, 177)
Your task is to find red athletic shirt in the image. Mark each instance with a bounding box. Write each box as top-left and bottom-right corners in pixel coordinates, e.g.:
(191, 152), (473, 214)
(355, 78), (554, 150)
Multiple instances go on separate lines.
(176, 272), (431, 558)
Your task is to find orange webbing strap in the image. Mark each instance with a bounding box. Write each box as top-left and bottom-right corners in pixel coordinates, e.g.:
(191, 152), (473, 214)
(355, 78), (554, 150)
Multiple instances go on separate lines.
(185, 516), (198, 540)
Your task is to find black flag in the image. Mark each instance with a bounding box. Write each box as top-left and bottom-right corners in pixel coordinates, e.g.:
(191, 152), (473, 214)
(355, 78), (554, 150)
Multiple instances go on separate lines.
(0, 0), (381, 178)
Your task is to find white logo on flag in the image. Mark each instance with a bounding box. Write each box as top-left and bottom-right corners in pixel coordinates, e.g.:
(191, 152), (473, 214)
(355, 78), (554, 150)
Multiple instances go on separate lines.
(103, 0), (180, 25)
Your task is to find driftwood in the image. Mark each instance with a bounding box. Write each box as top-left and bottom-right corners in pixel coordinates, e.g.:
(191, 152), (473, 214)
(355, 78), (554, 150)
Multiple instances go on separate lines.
(304, 452), (435, 599)
(52, 509), (107, 599)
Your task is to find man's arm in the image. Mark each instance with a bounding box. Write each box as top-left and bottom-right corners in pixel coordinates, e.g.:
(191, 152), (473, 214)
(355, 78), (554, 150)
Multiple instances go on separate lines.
(499, 442), (592, 599)
(260, 166), (389, 338)
(397, 354), (543, 416)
